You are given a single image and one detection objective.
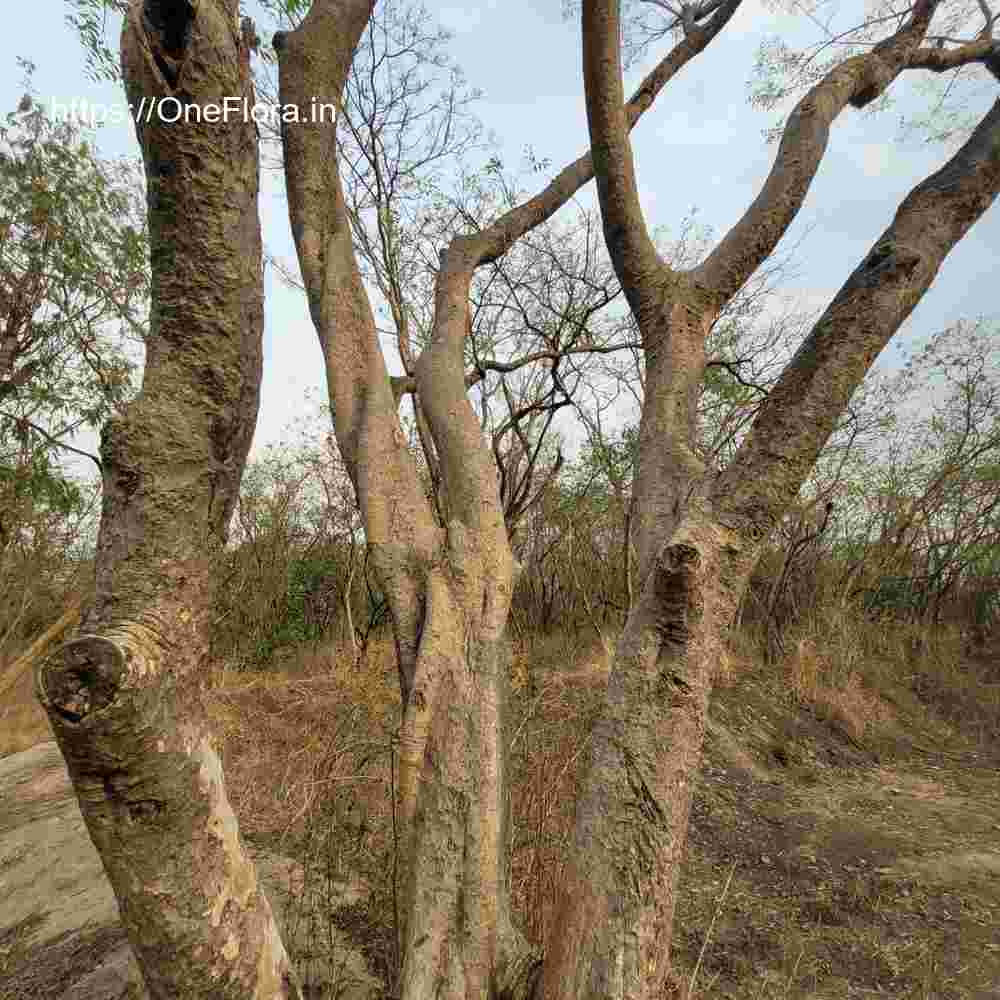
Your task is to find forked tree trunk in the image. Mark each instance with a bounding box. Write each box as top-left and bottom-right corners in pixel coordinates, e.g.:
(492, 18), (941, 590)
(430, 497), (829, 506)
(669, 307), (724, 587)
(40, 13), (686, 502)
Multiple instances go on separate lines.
(542, 502), (747, 999)
(393, 555), (540, 999)
(34, 2), (297, 997)
(543, 0), (1000, 979)
(276, 5), (541, 994)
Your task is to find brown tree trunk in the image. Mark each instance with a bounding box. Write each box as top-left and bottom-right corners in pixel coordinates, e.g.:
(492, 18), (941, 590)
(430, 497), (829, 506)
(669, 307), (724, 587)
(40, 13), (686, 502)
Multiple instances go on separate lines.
(34, 2), (297, 997)
(544, 0), (1000, 979)
(541, 502), (746, 999)
(276, 6), (542, 994)
(39, 0), (1000, 995)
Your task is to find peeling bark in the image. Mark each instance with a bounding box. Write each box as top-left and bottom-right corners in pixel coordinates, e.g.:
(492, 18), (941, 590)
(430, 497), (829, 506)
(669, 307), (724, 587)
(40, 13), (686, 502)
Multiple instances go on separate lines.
(545, 0), (1000, 989)
(35, 1), (293, 996)
(37, 632), (297, 1000)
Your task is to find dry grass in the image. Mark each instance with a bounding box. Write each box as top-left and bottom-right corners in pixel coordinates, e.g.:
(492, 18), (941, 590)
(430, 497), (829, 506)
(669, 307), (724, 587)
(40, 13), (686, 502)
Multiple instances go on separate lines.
(207, 637), (402, 993)
(3, 593), (999, 996)
(506, 630), (610, 945)
(785, 637), (895, 743)
(207, 638), (398, 845)
(0, 595), (81, 756)
(0, 667), (53, 757)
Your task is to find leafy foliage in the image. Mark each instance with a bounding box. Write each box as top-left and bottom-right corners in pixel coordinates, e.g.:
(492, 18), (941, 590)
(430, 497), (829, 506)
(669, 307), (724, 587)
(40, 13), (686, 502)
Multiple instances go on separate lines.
(64, 0), (129, 83)
(0, 69), (146, 524)
(0, 63), (143, 661)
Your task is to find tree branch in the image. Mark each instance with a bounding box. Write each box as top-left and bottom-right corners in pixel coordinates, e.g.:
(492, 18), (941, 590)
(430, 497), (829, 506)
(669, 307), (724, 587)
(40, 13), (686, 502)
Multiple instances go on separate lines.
(462, 0), (743, 268)
(694, 0), (940, 304)
(276, 0), (440, 696)
(0, 410), (102, 470)
(907, 36), (996, 72)
(716, 96), (1000, 539)
(391, 340), (642, 400)
(582, 0), (665, 309)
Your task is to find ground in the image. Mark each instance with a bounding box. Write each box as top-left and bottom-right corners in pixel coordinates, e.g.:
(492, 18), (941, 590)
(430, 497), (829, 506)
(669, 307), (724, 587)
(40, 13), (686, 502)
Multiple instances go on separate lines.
(1, 631), (998, 998)
(675, 666), (1000, 998)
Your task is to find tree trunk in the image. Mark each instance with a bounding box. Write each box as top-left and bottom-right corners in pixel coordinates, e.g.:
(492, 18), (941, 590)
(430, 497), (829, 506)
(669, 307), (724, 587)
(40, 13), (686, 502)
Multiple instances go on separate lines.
(34, 2), (297, 997)
(394, 554), (539, 999)
(276, 5), (543, 993)
(542, 502), (749, 998)
(40, 0), (1000, 995)
(545, 0), (1000, 976)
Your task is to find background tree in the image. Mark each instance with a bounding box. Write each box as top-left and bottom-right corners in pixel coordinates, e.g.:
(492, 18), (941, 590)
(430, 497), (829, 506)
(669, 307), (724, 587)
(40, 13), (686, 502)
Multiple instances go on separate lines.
(0, 69), (145, 497)
(0, 69), (146, 668)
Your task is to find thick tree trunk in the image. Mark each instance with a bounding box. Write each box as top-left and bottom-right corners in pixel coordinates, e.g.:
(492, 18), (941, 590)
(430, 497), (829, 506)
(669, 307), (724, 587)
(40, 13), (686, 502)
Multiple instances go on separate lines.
(34, 2), (296, 997)
(544, 14), (1000, 979)
(390, 533), (539, 999)
(29, 0), (999, 996)
(542, 503), (749, 999)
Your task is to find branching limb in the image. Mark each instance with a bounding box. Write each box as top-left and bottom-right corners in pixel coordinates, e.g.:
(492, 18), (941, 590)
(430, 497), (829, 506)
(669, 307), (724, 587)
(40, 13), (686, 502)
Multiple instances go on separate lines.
(276, 0), (440, 697)
(907, 35), (997, 72)
(463, 0), (743, 268)
(716, 96), (1000, 540)
(694, 0), (941, 304)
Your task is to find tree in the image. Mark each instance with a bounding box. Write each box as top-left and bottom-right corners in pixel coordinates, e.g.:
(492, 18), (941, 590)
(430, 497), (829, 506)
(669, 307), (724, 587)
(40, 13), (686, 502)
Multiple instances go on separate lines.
(35, 3), (294, 995)
(0, 69), (146, 671)
(40, 1), (1000, 998)
(544, 2), (1000, 994)
(0, 72), (146, 524)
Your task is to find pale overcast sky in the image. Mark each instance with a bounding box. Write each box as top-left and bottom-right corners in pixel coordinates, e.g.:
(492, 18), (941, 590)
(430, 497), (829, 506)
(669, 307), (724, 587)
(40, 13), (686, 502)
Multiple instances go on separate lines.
(3, 1), (997, 468)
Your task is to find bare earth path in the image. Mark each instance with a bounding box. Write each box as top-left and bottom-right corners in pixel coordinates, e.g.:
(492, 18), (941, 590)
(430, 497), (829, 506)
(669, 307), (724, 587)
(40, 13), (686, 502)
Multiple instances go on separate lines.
(0, 741), (379, 1000)
(676, 683), (1000, 999)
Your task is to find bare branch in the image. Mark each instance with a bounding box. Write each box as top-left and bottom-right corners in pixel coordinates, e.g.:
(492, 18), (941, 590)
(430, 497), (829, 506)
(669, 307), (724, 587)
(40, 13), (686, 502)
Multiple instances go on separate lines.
(0, 410), (102, 470)
(704, 358), (770, 396)
(907, 35), (996, 71)
(717, 96), (1000, 538)
(694, 0), (941, 304)
(978, 0), (997, 37)
(391, 340), (642, 400)
(462, 0), (743, 268)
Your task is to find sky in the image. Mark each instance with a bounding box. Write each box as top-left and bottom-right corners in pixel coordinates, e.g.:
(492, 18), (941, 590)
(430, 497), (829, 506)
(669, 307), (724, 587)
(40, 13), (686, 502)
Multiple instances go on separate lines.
(2, 0), (997, 474)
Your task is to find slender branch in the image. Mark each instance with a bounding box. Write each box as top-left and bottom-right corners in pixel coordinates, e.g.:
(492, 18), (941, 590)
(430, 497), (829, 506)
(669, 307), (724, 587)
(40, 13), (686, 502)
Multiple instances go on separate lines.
(704, 358), (770, 395)
(391, 340), (642, 400)
(694, 0), (940, 304)
(0, 410), (102, 470)
(716, 96), (1000, 538)
(462, 0), (743, 268)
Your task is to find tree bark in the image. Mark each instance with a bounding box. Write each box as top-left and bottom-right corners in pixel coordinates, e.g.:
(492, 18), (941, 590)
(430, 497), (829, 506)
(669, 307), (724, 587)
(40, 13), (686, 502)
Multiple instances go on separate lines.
(277, 5), (540, 995)
(34, 2), (295, 997)
(544, 0), (1000, 979)
(40, 0), (1000, 996)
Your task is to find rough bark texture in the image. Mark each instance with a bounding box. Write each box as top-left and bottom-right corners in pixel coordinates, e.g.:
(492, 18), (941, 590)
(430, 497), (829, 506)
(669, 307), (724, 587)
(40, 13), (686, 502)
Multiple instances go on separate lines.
(277, 4), (536, 995)
(34, 1), (294, 997)
(37, 0), (1000, 995)
(542, 1), (1000, 996)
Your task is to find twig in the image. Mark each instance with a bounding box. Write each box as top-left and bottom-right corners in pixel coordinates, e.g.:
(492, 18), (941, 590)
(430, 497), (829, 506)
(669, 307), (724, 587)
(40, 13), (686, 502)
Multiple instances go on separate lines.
(688, 860), (737, 997)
